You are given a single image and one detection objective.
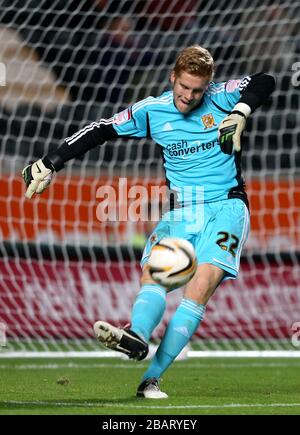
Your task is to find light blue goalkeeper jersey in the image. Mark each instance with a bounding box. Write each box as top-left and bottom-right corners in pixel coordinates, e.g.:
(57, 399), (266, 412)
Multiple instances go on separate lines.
(112, 79), (249, 204)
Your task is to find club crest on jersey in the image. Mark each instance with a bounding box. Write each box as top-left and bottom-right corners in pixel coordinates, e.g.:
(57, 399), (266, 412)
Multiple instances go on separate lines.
(201, 113), (216, 129)
(113, 108), (131, 125)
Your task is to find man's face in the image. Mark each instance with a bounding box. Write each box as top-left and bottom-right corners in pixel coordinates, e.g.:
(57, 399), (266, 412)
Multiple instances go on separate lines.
(170, 71), (210, 113)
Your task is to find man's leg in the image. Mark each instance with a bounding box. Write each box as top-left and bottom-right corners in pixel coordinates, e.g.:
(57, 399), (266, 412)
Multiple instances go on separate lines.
(94, 266), (167, 360)
(137, 199), (249, 397)
(137, 263), (224, 398)
(130, 266), (167, 342)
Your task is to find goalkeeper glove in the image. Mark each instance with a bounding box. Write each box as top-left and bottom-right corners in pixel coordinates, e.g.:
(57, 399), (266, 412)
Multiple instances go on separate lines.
(218, 103), (251, 154)
(22, 157), (54, 199)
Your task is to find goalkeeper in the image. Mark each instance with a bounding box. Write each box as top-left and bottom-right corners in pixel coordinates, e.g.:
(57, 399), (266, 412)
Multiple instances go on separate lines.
(22, 45), (275, 399)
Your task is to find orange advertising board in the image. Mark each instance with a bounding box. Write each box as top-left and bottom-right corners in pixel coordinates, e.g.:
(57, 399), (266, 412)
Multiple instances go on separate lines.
(1, 176), (299, 251)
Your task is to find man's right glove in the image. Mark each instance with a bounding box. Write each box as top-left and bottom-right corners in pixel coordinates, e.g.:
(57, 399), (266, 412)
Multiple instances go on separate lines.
(22, 158), (54, 199)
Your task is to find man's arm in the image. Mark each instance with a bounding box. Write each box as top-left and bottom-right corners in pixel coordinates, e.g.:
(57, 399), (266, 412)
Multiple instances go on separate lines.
(218, 73), (276, 154)
(22, 119), (119, 198)
(22, 104), (149, 198)
(47, 119), (119, 171)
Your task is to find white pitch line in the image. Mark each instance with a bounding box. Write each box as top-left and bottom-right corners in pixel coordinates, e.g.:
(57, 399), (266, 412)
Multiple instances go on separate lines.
(0, 363), (145, 370)
(1, 361), (300, 370)
(2, 400), (300, 410)
(2, 350), (300, 358)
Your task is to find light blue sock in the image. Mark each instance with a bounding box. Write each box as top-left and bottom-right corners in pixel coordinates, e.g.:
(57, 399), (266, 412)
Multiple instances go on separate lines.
(131, 284), (166, 342)
(142, 298), (205, 380)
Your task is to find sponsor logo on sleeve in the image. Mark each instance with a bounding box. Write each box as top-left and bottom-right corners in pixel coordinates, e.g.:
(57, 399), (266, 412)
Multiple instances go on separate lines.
(225, 79), (241, 92)
(113, 108), (132, 125)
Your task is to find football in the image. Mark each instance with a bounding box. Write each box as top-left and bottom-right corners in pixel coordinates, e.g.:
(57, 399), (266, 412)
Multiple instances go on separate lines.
(148, 238), (197, 290)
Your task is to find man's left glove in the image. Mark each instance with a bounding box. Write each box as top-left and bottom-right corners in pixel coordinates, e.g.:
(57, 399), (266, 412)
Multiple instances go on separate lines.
(218, 103), (251, 154)
(22, 158), (54, 199)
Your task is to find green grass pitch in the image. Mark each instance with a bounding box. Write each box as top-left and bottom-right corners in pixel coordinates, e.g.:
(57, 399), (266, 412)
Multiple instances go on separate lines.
(1, 358), (300, 415)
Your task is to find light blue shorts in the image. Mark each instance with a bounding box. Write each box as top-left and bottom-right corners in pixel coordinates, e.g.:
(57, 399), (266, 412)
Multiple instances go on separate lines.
(141, 198), (250, 280)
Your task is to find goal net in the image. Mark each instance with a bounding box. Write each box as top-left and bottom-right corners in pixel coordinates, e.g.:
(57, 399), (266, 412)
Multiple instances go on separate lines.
(0, 0), (299, 356)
